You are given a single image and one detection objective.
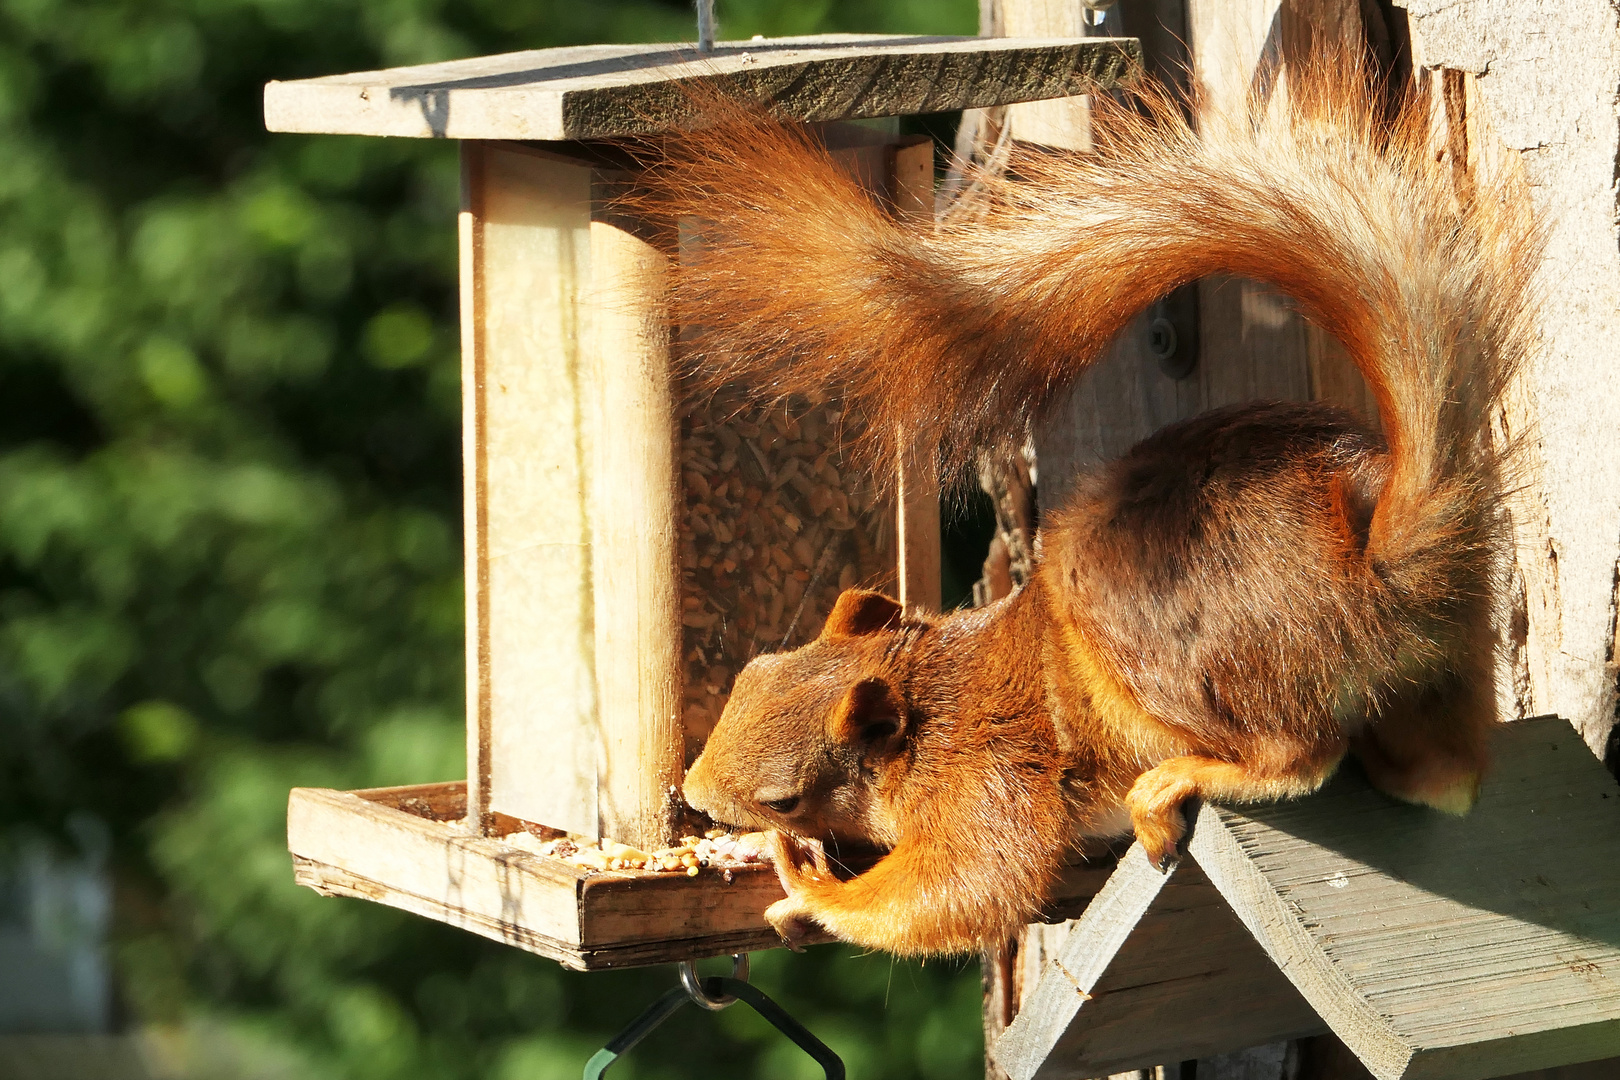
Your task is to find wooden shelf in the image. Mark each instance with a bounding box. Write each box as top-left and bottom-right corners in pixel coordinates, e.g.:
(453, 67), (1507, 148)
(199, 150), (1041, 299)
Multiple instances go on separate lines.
(262, 34), (1140, 141)
(288, 781), (1121, 970)
(289, 782), (796, 969)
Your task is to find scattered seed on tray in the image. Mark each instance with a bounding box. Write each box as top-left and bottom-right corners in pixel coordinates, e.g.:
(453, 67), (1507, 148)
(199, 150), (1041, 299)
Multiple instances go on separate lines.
(500, 830), (770, 876)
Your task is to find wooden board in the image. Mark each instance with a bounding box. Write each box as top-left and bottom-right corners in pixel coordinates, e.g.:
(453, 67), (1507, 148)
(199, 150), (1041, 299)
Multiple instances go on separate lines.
(992, 847), (1324, 1080)
(289, 782), (1115, 971)
(263, 35), (1141, 142)
(587, 184), (684, 852)
(892, 136), (943, 614)
(290, 782), (798, 970)
(1189, 717), (1620, 1080)
(1403, 0), (1620, 758)
(461, 142), (610, 841)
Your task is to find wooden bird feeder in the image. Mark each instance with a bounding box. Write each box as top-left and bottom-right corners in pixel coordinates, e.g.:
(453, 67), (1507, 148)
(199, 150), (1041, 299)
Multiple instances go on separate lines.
(269, 33), (1142, 971)
(270, 26), (1620, 1080)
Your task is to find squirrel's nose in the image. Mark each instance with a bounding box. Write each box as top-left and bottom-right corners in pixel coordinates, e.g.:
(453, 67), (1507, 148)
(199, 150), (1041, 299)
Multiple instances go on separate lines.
(681, 753), (717, 815)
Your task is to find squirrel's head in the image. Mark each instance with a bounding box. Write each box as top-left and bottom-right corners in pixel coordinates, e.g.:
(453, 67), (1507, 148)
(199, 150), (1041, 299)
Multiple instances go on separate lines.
(683, 588), (925, 848)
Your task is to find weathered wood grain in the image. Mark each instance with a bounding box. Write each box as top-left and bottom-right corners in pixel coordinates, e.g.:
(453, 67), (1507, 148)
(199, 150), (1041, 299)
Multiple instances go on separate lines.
(462, 142), (601, 839)
(997, 718), (1620, 1080)
(264, 35), (1140, 141)
(992, 848), (1324, 1080)
(998, 0), (1093, 152)
(1404, 0), (1620, 758)
(1189, 718), (1620, 1080)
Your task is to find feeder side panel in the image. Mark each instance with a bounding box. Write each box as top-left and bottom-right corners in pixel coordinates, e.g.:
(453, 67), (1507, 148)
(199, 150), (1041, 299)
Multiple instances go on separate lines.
(474, 145), (600, 837)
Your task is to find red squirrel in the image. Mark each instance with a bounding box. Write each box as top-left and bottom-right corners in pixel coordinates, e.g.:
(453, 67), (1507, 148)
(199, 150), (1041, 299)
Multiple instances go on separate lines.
(657, 62), (1540, 957)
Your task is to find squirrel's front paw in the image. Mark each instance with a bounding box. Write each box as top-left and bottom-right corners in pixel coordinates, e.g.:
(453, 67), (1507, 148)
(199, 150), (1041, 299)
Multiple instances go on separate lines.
(764, 896), (824, 952)
(768, 831), (832, 889)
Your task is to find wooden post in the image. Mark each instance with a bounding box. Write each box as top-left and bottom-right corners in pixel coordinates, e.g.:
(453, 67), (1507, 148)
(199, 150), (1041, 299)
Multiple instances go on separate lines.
(460, 143), (683, 851)
(893, 137), (944, 614)
(588, 197), (684, 852)
(462, 142), (606, 841)
(1400, 0), (1620, 759)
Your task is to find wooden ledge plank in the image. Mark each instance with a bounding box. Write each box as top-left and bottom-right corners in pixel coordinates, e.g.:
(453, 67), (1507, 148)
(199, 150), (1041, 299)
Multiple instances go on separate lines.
(287, 784), (797, 967)
(293, 854), (793, 968)
(288, 786), (585, 939)
(264, 34), (1141, 140)
(290, 783), (1114, 970)
(1188, 717), (1620, 1080)
(993, 846), (1322, 1080)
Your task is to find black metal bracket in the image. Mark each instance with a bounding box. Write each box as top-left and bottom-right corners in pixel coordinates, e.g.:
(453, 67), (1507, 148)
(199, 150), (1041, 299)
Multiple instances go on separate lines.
(583, 975), (845, 1080)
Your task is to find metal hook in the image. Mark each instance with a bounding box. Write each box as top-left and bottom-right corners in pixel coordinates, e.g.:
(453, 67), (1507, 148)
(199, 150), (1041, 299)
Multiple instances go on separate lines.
(679, 953), (749, 1010)
(1081, 0), (1117, 29)
(695, 0), (716, 52)
(703, 977), (845, 1080)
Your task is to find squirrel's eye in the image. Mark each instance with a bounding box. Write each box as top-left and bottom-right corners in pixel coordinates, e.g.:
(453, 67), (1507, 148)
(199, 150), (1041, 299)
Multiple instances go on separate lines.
(762, 795), (800, 814)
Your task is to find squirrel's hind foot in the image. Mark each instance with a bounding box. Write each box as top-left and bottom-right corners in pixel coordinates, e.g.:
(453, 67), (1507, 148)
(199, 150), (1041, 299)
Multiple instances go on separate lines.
(1126, 749), (1344, 869)
(1125, 766), (1196, 871)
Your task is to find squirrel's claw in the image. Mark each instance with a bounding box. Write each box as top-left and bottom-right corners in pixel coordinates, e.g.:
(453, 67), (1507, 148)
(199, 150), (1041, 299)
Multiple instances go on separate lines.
(764, 896), (821, 951)
(1129, 811), (1186, 872)
(1126, 766), (1196, 873)
(1149, 844), (1180, 873)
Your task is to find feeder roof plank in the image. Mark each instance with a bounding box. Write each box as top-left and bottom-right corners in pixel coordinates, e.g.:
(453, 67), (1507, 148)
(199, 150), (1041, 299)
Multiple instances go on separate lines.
(1193, 716), (1620, 1080)
(263, 34), (1140, 141)
(991, 846), (1323, 1080)
(1001, 717), (1620, 1080)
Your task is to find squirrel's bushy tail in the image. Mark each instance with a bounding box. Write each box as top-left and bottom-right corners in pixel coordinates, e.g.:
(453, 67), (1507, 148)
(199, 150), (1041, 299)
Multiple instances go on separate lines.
(649, 59), (1539, 581)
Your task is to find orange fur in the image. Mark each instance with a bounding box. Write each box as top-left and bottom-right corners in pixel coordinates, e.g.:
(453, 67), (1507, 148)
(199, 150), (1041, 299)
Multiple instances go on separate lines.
(671, 60), (1540, 957)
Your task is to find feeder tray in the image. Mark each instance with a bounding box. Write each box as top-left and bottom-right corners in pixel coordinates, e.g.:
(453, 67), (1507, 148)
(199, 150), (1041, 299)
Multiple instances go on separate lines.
(271, 31), (1143, 970)
(289, 778), (1118, 970)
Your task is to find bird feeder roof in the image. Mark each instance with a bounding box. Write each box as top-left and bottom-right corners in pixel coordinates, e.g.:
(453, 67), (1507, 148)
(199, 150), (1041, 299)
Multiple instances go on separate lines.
(263, 33), (1140, 141)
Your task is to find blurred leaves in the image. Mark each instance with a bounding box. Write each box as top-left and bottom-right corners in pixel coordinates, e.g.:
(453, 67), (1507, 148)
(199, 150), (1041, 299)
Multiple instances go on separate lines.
(0, 0), (981, 1076)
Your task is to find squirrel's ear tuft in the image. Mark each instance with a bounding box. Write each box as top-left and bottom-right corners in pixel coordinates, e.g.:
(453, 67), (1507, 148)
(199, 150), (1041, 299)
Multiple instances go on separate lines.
(827, 678), (908, 751)
(820, 589), (904, 639)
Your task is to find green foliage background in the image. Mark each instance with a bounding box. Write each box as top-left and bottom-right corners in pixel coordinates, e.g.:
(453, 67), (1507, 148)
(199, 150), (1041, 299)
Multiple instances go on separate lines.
(0, 0), (986, 1076)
